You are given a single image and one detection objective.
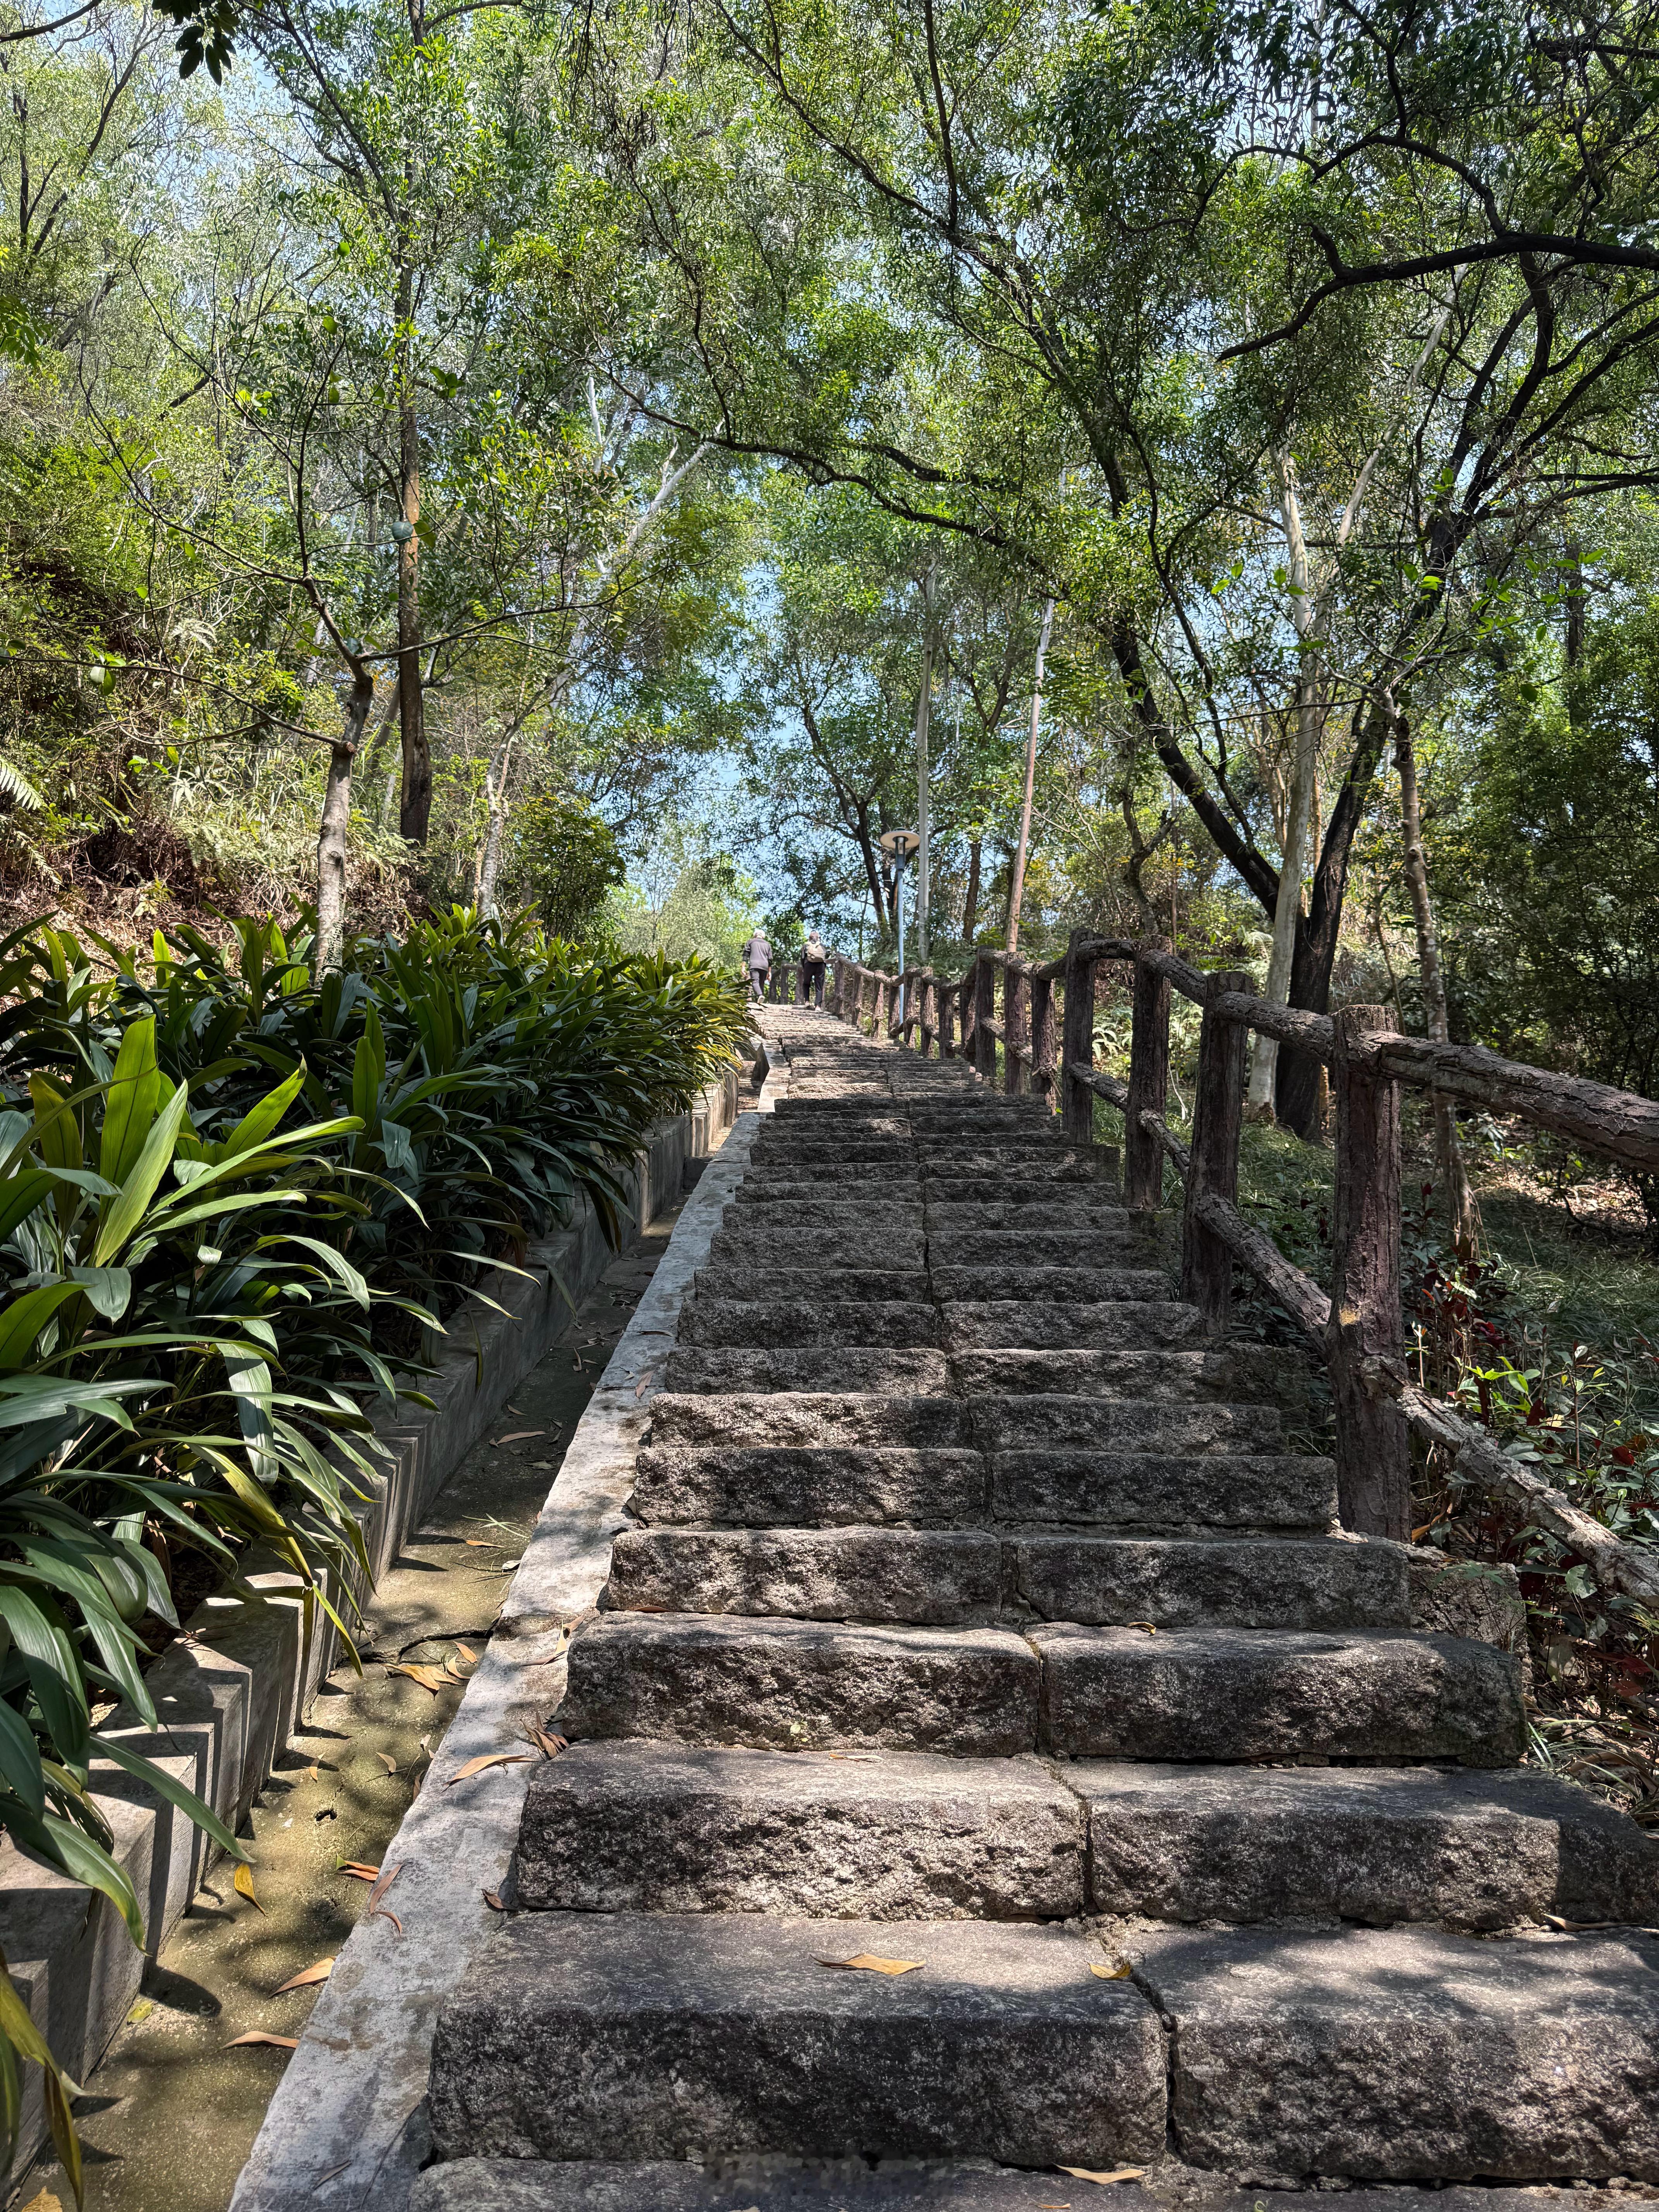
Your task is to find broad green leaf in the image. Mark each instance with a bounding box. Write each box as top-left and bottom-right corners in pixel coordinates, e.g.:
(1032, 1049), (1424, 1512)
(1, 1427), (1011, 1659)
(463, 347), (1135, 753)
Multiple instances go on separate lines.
(68, 1266), (132, 1322)
(0, 1698), (44, 1815)
(0, 1170), (52, 1241)
(218, 1065), (305, 1163)
(99, 1018), (162, 1188)
(0, 1585), (88, 1759)
(93, 1082), (189, 1266)
(95, 1734), (246, 1862)
(0, 1282), (83, 1372)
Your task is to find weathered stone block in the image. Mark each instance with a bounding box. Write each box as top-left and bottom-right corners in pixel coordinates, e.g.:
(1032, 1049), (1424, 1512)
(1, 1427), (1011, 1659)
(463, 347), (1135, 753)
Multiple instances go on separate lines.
(681, 1300), (943, 1348)
(606, 1526), (1002, 1623)
(648, 1393), (969, 1449)
(991, 1449), (1336, 1530)
(943, 1300), (1206, 1351)
(1011, 1533), (1409, 1629)
(631, 1445), (988, 1528)
(1081, 1761), (1659, 1928)
(972, 1395), (1282, 1453)
(559, 1614), (1039, 1753)
(428, 1912), (1166, 2167)
(516, 1742), (1084, 1918)
(662, 1349), (953, 1397)
(1135, 1923), (1659, 2181)
(1034, 1625), (1525, 1763)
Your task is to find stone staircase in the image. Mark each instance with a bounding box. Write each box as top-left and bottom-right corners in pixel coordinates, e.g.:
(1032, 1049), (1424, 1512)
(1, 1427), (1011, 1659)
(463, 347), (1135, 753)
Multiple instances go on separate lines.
(415, 1010), (1659, 2210)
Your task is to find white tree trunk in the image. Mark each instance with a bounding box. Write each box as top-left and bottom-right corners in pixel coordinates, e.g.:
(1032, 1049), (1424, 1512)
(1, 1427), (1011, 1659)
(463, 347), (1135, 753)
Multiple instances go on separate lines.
(1247, 455), (1321, 1117)
(1397, 714), (1479, 1254)
(1005, 597), (1054, 957)
(316, 666), (373, 974)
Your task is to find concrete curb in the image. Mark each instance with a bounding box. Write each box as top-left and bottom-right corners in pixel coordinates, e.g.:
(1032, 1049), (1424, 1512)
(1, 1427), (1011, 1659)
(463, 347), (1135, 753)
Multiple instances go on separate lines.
(0, 1075), (739, 2195)
(227, 1102), (768, 2212)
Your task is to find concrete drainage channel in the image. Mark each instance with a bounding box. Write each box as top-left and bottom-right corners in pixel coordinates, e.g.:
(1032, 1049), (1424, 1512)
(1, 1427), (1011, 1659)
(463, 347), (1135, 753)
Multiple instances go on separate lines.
(3, 1074), (747, 2212)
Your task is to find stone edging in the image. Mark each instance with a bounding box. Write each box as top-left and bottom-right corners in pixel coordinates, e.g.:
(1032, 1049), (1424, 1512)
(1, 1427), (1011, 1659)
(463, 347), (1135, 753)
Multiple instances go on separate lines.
(0, 1074), (738, 2195)
(227, 1102), (767, 2212)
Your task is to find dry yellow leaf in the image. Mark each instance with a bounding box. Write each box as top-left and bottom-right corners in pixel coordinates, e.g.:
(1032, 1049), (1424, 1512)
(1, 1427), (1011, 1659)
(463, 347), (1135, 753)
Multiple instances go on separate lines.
(816, 1953), (924, 1976)
(1126, 1622), (1158, 1635)
(337, 1861), (380, 1882)
(21, 2185), (65, 2212)
(1091, 1962), (1133, 1979)
(389, 1663), (443, 1693)
(462, 1537), (489, 1547)
(448, 1752), (532, 1784)
(482, 1889), (505, 1911)
(495, 1430), (545, 1445)
(273, 1957), (334, 1994)
(1056, 2169), (1145, 2187)
(456, 1642), (479, 1664)
(225, 2032), (299, 2051)
(374, 1751), (397, 1774)
(233, 1863), (263, 1913)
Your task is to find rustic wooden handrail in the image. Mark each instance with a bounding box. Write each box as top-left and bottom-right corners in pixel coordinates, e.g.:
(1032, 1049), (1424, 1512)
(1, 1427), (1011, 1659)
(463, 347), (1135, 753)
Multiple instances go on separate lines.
(816, 936), (1659, 1602)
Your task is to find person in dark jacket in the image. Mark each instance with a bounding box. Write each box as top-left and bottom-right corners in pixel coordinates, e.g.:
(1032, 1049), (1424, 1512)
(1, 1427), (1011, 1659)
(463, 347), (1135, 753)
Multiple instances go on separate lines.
(802, 929), (827, 1008)
(745, 931), (772, 1000)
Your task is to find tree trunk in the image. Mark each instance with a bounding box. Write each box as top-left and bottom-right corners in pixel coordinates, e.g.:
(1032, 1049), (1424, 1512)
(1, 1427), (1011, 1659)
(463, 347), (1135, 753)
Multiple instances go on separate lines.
(1005, 596), (1054, 957)
(395, 258), (429, 845)
(1274, 700), (1392, 1135)
(1397, 714), (1479, 1255)
(962, 838), (982, 943)
(477, 736), (513, 919)
(915, 570), (934, 960)
(1248, 458), (1321, 1120)
(316, 665), (373, 974)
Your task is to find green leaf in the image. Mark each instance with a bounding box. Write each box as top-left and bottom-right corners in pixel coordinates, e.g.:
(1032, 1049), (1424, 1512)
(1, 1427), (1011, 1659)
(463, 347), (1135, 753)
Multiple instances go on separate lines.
(99, 1018), (163, 1189)
(68, 1266), (132, 1322)
(3, 1797), (143, 1946)
(0, 1586), (88, 1760)
(93, 1082), (189, 1266)
(0, 1171), (52, 1241)
(94, 1734), (246, 1862)
(217, 1065), (305, 1163)
(0, 1283), (83, 1372)
(0, 1699), (44, 1816)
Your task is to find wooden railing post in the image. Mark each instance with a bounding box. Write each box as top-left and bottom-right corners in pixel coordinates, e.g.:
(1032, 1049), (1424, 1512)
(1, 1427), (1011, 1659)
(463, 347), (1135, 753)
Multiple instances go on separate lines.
(1180, 969), (1249, 1332)
(919, 970), (936, 1058)
(1061, 927), (1097, 1143)
(974, 954), (996, 1083)
(831, 958), (845, 1018)
(941, 978), (956, 1057)
(1125, 937), (1172, 1220)
(1005, 960), (1030, 1096)
(1031, 967), (1056, 1110)
(1328, 1005), (1411, 1539)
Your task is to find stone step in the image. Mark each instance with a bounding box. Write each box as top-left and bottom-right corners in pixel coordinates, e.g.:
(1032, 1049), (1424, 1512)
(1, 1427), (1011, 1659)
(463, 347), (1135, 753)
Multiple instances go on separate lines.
(632, 1445), (986, 1527)
(1033, 1625), (1525, 1763)
(754, 1144), (918, 1164)
(606, 1527), (1405, 1631)
(925, 1200), (1133, 1230)
(712, 1225), (926, 1262)
(929, 1230), (1148, 1266)
(925, 1170), (1102, 1200)
(971, 1395), (1283, 1452)
(606, 1527), (1002, 1623)
(411, 2159), (1167, 2212)
(1133, 1922), (1659, 2182)
(694, 1267), (932, 1302)
(945, 1300), (1206, 1350)
(662, 1349), (953, 1396)
(427, 1911), (1166, 2169)
(650, 1393), (969, 1448)
(992, 1449), (1335, 1528)
(725, 1201), (926, 1231)
(559, 1614), (1039, 1753)
(1010, 1532), (1408, 1628)
(1078, 1761), (1659, 1929)
(743, 1160), (919, 1185)
(953, 1346), (1308, 1408)
(731, 1184), (920, 1208)
(679, 1300), (943, 1348)
(516, 1742), (1085, 1918)
(932, 1266), (1171, 1303)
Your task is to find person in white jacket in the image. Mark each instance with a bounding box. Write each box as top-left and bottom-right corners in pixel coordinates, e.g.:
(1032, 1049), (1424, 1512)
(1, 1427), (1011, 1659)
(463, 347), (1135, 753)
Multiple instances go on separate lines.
(745, 931), (772, 1000)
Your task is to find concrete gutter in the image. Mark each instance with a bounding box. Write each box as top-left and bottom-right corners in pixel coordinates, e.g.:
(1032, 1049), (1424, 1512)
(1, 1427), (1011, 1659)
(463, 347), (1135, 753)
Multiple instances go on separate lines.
(228, 1101), (768, 2212)
(0, 1073), (741, 2195)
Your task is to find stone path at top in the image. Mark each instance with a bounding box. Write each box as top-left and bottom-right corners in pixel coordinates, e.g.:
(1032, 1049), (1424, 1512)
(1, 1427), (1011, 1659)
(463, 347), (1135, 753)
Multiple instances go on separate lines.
(414, 1007), (1659, 2212)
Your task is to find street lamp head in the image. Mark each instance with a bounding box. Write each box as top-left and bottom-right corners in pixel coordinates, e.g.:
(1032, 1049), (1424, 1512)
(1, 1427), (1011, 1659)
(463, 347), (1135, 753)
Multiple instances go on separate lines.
(879, 827), (921, 859)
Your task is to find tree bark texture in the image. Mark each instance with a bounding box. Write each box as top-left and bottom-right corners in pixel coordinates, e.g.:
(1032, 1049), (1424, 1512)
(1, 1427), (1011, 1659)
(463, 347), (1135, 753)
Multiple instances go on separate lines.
(395, 261), (429, 845)
(316, 664), (373, 974)
(974, 955), (996, 1084)
(962, 838), (981, 944)
(1326, 1005), (1412, 1540)
(1397, 718), (1479, 1255)
(1125, 938), (1172, 1218)
(1030, 971), (1055, 1106)
(1180, 970), (1249, 1333)
(1061, 930), (1097, 1144)
(1004, 962), (1030, 1095)
(1005, 597), (1053, 957)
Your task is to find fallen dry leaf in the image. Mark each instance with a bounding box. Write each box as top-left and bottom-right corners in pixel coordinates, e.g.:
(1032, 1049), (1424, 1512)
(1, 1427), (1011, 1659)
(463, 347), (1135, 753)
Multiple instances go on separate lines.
(225, 2032), (299, 2051)
(495, 1430), (545, 1445)
(462, 1537), (489, 1547)
(20, 2186), (65, 2212)
(1091, 1962), (1133, 1980)
(816, 1953), (924, 1976)
(528, 1727), (567, 1759)
(456, 1642), (478, 1664)
(374, 1751), (398, 1774)
(389, 1663), (443, 1693)
(1126, 1622), (1158, 1635)
(233, 1863), (263, 1913)
(1056, 2170), (1144, 2187)
(448, 1752), (532, 1784)
(634, 1370), (654, 1400)
(300, 1764), (319, 1782)
(337, 1861), (380, 1882)
(482, 1889), (504, 1911)
(273, 1957), (334, 1994)
(365, 1861), (404, 1932)
(443, 1660), (466, 1681)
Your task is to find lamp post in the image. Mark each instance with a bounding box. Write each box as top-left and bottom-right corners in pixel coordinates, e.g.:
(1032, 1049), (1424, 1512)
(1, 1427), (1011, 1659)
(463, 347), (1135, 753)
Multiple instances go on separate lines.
(880, 827), (921, 1029)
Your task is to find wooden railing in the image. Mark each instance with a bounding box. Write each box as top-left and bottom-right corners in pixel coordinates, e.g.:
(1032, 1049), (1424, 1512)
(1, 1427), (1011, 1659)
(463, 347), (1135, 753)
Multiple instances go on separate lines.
(823, 932), (1659, 1603)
